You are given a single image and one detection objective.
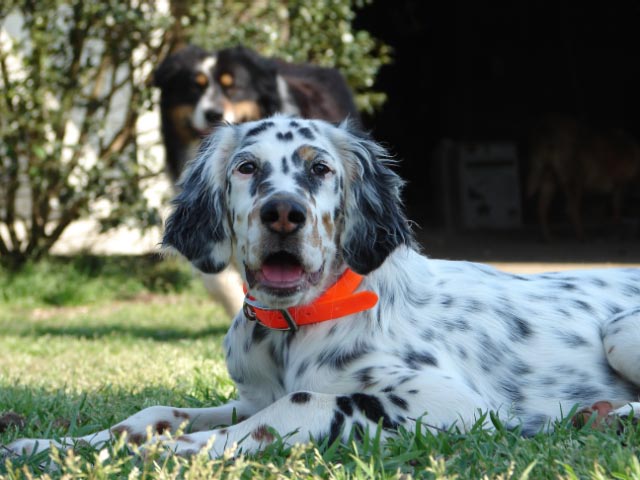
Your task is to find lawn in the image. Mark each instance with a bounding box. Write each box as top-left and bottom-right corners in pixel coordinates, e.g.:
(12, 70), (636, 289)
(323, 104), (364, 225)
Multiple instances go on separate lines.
(1, 256), (639, 479)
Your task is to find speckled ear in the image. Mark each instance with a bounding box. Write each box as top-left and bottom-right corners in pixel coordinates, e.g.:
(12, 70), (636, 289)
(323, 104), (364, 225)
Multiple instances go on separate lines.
(162, 126), (239, 273)
(329, 121), (414, 274)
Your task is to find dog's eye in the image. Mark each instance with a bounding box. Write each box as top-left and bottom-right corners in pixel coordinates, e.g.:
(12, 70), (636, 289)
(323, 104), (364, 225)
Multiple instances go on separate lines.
(219, 73), (234, 87)
(194, 73), (208, 88)
(311, 162), (332, 176)
(237, 161), (257, 175)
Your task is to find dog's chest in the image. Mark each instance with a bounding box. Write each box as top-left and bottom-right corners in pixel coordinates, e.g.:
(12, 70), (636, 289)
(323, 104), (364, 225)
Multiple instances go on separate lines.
(224, 317), (384, 400)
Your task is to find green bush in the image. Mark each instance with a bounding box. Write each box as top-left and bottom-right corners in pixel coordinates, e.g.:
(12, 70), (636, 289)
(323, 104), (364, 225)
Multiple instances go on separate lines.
(0, 255), (197, 307)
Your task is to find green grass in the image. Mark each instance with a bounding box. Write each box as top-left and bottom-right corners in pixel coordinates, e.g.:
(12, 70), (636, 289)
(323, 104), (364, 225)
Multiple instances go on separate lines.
(1, 256), (640, 479)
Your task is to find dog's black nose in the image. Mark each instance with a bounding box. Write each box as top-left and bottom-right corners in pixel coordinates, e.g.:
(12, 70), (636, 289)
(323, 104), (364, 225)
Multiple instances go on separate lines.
(204, 109), (223, 124)
(260, 196), (307, 235)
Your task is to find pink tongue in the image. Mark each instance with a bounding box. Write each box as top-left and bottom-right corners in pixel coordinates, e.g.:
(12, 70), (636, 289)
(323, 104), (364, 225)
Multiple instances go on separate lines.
(262, 263), (304, 284)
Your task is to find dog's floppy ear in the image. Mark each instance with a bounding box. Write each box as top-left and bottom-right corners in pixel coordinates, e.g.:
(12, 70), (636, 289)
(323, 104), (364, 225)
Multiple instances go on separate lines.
(331, 122), (413, 275)
(162, 126), (239, 273)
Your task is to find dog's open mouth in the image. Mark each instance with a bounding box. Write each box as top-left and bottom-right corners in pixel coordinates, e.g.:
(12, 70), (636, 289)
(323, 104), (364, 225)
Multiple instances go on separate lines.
(245, 252), (323, 295)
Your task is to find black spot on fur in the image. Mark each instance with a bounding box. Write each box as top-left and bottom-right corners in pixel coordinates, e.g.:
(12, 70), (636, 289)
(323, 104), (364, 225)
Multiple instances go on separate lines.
(276, 131), (294, 141)
(494, 308), (533, 341)
(251, 323), (270, 344)
(440, 295), (454, 307)
(509, 360), (532, 376)
(388, 394), (408, 410)
(336, 396), (354, 416)
(295, 359), (310, 378)
(421, 329), (435, 341)
(443, 317), (471, 332)
(294, 170), (323, 195)
(351, 394), (396, 429)
(328, 411), (345, 444)
(402, 349), (438, 369)
(289, 120), (300, 128)
(556, 281), (579, 291)
(249, 162), (274, 197)
(268, 341), (284, 370)
(572, 299), (594, 312)
(281, 156), (289, 174)
(564, 384), (602, 400)
(290, 392), (312, 404)
(291, 150), (303, 168)
(317, 343), (371, 370)
(622, 284), (640, 296)
(297, 127), (315, 140)
(606, 303), (623, 315)
(355, 367), (377, 388)
(245, 121), (274, 138)
(521, 414), (551, 436)
(499, 379), (525, 403)
(557, 331), (590, 347)
(397, 374), (417, 385)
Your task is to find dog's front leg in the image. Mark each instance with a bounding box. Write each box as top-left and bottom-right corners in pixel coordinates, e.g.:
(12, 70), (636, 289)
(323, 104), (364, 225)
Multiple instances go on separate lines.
(4, 400), (255, 458)
(153, 391), (401, 458)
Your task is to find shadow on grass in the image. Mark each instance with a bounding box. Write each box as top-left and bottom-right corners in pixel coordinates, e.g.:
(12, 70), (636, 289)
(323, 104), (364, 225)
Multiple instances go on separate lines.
(8, 324), (230, 342)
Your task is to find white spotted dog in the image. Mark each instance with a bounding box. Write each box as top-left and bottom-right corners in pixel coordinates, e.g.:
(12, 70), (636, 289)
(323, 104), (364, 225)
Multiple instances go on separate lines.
(5, 116), (640, 460)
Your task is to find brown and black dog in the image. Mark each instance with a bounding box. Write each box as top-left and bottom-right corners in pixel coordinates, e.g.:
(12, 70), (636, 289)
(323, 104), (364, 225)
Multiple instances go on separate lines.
(154, 44), (360, 183)
(526, 114), (640, 240)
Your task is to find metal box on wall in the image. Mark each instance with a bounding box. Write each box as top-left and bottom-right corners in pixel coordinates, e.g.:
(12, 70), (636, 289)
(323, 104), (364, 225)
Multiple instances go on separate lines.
(435, 140), (522, 230)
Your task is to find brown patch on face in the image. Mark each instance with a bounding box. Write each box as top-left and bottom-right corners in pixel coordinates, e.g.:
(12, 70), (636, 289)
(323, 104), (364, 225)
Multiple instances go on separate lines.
(219, 72), (234, 87)
(322, 212), (334, 238)
(251, 424), (275, 443)
(296, 145), (317, 163)
(309, 216), (322, 249)
(155, 420), (172, 434)
(173, 410), (191, 420)
(195, 73), (208, 88)
(176, 435), (194, 443)
(224, 100), (262, 123)
(168, 104), (198, 144)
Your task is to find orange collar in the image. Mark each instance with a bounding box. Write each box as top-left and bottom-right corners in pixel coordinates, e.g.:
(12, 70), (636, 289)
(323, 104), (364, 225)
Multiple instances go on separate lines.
(242, 269), (378, 331)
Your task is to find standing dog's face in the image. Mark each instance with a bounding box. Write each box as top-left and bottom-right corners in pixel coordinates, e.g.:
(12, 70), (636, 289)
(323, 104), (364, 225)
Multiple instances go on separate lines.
(154, 46), (280, 144)
(163, 116), (411, 308)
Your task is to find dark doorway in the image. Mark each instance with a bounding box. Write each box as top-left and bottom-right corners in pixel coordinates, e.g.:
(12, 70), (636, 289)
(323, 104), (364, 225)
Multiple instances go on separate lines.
(355, 1), (640, 238)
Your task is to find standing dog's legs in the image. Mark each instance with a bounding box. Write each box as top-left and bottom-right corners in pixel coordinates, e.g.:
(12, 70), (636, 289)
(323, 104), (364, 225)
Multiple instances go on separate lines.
(198, 268), (244, 317)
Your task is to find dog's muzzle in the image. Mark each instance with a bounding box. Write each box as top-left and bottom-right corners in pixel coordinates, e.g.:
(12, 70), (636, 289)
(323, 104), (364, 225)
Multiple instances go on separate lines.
(244, 194), (321, 296)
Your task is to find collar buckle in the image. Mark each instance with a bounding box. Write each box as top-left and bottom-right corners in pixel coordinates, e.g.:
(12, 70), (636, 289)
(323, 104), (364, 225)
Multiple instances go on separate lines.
(243, 295), (299, 332)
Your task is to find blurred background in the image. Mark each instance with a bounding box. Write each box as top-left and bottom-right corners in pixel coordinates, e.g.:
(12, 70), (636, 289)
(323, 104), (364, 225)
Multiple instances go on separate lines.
(2, 0), (640, 273)
(356, 0), (640, 264)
